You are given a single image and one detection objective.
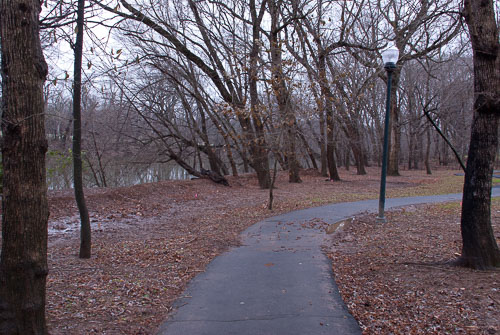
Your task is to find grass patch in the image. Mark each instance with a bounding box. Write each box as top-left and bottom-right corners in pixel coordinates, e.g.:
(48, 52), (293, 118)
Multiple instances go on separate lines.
(437, 202), (461, 210)
(436, 195), (500, 210)
(387, 174), (464, 198)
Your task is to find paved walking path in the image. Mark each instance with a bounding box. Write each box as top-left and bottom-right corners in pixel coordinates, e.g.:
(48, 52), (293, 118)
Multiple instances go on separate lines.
(157, 187), (500, 335)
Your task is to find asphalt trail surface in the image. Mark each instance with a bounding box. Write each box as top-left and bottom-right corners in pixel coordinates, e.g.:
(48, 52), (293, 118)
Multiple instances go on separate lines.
(158, 188), (500, 335)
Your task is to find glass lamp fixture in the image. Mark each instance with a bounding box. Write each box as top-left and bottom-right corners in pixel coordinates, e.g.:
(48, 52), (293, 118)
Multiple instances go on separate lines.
(381, 45), (399, 67)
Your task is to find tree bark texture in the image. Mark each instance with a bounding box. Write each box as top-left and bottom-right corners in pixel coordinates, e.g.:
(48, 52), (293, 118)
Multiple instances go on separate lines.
(425, 126), (432, 175)
(0, 0), (49, 332)
(317, 53), (340, 181)
(269, 0), (301, 183)
(298, 131), (318, 170)
(72, 0), (91, 259)
(326, 111), (340, 181)
(388, 69), (401, 176)
(248, 0), (271, 188)
(319, 111), (328, 177)
(459, 0), (500, 269)
(341, 120), (366, 176)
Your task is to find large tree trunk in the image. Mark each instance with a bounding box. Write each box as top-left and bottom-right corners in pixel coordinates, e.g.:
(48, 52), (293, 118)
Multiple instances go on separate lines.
(317, 53), (340, 181)
(319, 111), (328, 177)
(458, 0), (500, 269)
(73, 0), (91, 259)
(326, 112), (341, 181)
(0, 0), (50, 332)
(344, 122), (367, 176)
(352, 144), (367, 175)
(269, 0), (301, 183)
(248, 0), (271, 188)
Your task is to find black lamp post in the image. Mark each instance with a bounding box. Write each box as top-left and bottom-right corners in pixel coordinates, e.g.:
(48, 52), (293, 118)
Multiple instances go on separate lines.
(377, 45), (399, 223)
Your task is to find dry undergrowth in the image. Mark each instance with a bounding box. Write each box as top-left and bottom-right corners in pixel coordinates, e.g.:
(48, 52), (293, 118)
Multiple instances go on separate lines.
(328, 200), (500, 335)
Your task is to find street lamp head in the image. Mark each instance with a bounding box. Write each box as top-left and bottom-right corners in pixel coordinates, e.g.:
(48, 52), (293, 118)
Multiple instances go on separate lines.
(381, 45), (399, 69)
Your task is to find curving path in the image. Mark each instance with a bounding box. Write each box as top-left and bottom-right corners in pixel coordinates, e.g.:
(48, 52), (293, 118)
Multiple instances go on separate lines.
(157, 188), (500, 335)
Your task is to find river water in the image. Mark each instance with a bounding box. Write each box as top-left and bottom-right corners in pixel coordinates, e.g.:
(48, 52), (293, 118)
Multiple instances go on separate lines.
(46, 162), (191, 190)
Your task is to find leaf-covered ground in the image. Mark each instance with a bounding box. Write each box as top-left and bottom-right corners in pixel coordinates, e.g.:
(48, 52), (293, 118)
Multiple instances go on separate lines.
(6, 167), (497, 334)
(327, 200), (500, 335)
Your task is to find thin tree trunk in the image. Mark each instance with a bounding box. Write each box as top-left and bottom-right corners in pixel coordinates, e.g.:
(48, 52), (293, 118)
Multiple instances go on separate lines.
(424, 109), (466, 171)
(0, 0), (49, 331)
(84, 155), (102, 188)
(441, 123), (449, 166)
(298, 131), (318, 170)
(408, 131), (414, 170)
(90, 130), (107, 187)
(345, 149), (350, 171)
(425, 126), (432, 175)
(73, 0), (91, 259)
(388, 70), (401, 176)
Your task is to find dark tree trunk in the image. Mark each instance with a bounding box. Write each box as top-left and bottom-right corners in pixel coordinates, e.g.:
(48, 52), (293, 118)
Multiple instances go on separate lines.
(0, 0), (50, 332)
(298, 131), (318, 170)
(345, 150), (350, 171)
(269, 0), (301, 183)
(441, 123), (449, 166)
(425, 126), (432, 175)
(72, 0), (91, 259)
(408, 131), (414, 170)
(319, 110), (328, 177)
(224, 136), (238, 176)
(248, 0), (271, 188)
(317, 53), (340, 181)
(326, 114), (340, 181)
(353, 146), (367, 175)
(388, 70), (401, 176)
(346, 124), (366, 175)
(267, 160), (279, 210)
(458, 0), (500, 269)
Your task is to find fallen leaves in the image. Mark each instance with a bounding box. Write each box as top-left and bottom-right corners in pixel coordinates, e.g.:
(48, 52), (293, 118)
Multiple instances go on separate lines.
(328, 202), (500, 335)
(39, 167), (475, 334)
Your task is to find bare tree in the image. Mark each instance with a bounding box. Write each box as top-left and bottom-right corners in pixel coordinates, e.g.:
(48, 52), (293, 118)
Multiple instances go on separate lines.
(72, 0), (92, 258)
(346, 0), (461, 175)
(268, 0), (302, 182)
(97, 0), (274, 187)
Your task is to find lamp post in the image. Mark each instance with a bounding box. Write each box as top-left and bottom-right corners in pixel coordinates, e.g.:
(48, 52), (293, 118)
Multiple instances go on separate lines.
(377, 45), (399, 223)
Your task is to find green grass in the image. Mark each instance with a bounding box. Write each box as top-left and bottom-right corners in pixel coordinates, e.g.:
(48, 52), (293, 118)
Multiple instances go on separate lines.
(436, 194), (500, 211)
(437, 202), (461, 210)
(387, 174), (464, 198)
